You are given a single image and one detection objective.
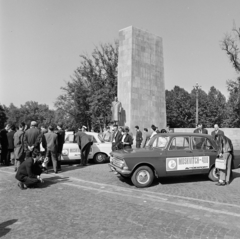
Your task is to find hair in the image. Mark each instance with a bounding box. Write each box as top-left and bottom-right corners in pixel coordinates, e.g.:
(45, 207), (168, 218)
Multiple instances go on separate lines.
(48, 125), (54, 131)
(119, 126), (124, 132)
(160, 129), (167, 133)
(144, 128), (148, 132)
(125, 127), (129, 132)
(151, 125), (157, 131)
(10, 124), (15, 131)
(19, 122), (25, 129)
(57, 122), (63, 128)
(135, 126), (139, 129)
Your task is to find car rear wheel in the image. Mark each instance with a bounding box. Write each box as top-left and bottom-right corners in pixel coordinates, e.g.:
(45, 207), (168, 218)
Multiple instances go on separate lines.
(93, 153), (107, 164)
(131, 166), (154, 188)
(208, 166), (219, 182)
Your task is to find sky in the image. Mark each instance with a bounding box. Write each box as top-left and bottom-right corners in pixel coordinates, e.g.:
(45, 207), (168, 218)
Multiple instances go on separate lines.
(0, 0), (240, 109)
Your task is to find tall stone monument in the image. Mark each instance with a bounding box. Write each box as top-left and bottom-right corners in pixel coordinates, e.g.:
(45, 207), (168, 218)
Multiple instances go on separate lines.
(118, 26), (166, 130)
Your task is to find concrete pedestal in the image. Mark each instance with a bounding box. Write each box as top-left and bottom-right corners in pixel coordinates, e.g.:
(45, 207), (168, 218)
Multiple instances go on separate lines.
(118, 26), (166, 131)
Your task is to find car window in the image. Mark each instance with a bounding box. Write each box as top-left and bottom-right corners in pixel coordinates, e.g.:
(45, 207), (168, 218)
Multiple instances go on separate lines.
(151, 136), (169, 148)
(169, 137), (190, 150)
(201, 138), (215, 150)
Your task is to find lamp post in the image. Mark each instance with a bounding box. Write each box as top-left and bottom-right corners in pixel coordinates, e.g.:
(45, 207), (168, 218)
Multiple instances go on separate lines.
(193, 82), (201, 126)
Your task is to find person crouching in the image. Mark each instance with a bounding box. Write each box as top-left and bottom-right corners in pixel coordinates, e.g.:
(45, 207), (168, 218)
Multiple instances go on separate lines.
(15, 151), (44, 190)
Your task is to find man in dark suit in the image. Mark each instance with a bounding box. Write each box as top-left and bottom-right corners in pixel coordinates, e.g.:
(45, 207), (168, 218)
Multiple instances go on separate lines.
(135, 126), (143, 148)
(6, 124), (15, 166)
(45, 125), (58, 173)
(56, 123), (65, 171)
(15, 152), (44, 189)
(141, 128), (151, 148)
(24, 121), (40, 157)
(193, 123), (208, 134)
(0, 125), (8, 165)
(211, 124), (224, 139)
(111, 125), (122, 151)
(75, 126), (93, 166)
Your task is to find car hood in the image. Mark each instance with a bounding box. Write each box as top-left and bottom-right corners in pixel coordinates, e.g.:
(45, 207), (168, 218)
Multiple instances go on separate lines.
(111, 147), (164, 159)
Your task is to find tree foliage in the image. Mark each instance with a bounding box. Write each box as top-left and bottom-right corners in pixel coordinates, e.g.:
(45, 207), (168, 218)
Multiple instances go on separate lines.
(0, 104), (7, 129)
(3, 101), (55, 128)
(55, 41), (118, 131)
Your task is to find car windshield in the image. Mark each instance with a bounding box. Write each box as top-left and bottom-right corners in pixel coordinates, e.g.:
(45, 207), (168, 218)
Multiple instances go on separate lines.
(147, 136), (169, 149)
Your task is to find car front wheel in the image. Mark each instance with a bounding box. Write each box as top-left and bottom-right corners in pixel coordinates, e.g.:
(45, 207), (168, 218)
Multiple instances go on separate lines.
(208, 166), (219, 182)
(93, 153), (107, 164)
(131, 166), (154, 188)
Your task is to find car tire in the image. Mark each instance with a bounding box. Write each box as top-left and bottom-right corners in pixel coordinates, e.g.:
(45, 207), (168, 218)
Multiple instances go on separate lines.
(208, 166), (219, 182)
(131, 166), (154, 188)
(93, 153), (107, 164)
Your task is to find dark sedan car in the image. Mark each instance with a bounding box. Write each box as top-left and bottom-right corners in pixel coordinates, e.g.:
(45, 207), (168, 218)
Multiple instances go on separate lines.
(109, 133), (240, 188)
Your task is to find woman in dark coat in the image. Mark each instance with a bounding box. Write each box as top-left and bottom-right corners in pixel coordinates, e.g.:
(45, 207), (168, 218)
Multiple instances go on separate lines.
(120, 127), (133, 149)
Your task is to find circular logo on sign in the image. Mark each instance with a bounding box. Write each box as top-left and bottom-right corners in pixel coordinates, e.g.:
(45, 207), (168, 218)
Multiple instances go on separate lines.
(168, 160), (177, 169)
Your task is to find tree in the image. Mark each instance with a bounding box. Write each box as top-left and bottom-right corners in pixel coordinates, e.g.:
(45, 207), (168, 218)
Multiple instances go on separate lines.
(166, 86), (194, 128)
(55, 41), (118, 131)
(221, 24), (240, 72)
(221, 24), (240, 127)
(3, 101), (55, 127)
(0, 104), (7, 129)
(205, 86), (226, 127)
(223, 78), (240, 127)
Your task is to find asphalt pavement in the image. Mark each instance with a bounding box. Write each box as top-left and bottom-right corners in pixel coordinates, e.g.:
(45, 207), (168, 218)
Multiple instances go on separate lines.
(1, 163), (240, 239)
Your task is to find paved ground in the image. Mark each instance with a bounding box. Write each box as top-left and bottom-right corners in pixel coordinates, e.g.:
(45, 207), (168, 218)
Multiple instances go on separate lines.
(1, 163), (240, 239)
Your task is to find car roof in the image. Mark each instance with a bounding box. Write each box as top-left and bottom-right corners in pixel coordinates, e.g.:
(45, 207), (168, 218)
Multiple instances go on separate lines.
(156, 133), (213, 139)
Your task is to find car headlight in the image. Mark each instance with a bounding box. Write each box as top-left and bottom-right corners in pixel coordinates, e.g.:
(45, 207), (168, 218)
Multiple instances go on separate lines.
(62, 149), (69, 156)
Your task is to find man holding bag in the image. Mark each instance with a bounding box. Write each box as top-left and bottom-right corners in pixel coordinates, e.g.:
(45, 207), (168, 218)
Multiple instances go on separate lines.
(215, 135), (233, 186)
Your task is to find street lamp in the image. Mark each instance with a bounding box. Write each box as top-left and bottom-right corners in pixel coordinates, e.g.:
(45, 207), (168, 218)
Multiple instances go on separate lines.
(193, 82), (201, 126)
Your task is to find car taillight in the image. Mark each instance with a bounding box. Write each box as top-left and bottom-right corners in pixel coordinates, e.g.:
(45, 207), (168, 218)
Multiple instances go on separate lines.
(62, 149), (69, 156)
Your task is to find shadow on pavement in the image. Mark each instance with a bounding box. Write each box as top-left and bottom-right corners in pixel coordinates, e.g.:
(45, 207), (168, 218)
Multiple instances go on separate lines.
(0, 219), (18, 238)
(158, 174), (209, 185)
(37, 176), (70, 189)
(230, 171), (240, 183)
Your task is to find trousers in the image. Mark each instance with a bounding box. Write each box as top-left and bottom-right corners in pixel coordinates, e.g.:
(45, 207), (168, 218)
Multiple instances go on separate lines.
(219, 152), (232, 183)
(81, 143), (92, 166)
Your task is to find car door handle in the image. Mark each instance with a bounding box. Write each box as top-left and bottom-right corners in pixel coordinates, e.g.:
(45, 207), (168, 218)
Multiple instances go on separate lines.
(186, 151), (192, 153)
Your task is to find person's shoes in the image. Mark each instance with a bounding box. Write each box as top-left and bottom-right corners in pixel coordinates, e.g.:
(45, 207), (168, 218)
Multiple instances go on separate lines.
(18, 182), (25, 190)
(54, 171), (58, 174)
(226, 182), (230, 185)
(216, 182), (225, 186)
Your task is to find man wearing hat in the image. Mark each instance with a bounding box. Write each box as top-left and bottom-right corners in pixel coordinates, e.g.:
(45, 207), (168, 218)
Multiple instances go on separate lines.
(24, 121), (40, 157)
(75, 126), (93, 166)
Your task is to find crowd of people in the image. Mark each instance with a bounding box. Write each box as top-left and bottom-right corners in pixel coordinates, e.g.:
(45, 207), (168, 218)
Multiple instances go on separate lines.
(0, 121), (65, 189)
(0, 121), (234, 189)
(102, 124), (168, 150)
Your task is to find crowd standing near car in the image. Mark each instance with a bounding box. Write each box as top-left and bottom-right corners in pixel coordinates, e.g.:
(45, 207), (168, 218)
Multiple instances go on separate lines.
(1, 120), (238, 190)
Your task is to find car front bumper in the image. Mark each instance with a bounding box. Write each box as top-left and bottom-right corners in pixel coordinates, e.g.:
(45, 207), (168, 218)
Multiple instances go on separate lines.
(108, 163), (132, 176)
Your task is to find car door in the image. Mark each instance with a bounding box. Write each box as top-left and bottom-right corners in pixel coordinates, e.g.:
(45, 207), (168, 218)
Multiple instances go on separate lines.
(191, 136), (210, 174)
(166, 136), (194, 176)
(201, 137), (217, 172)
(63, 134), (81, 160)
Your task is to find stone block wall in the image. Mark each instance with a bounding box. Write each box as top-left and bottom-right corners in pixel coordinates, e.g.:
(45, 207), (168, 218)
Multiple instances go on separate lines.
(118, 26), (166, 131)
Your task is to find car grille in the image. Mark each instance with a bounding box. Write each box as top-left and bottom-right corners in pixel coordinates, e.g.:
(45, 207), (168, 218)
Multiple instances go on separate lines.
(112, 157), (123, 167)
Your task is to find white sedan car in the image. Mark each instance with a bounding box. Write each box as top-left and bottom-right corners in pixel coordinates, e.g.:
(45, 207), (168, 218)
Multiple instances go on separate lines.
(61, 132), (112, 164)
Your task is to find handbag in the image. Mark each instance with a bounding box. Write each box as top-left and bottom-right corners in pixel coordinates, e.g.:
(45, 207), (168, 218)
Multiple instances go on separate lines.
(215, 156), (226, 170)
